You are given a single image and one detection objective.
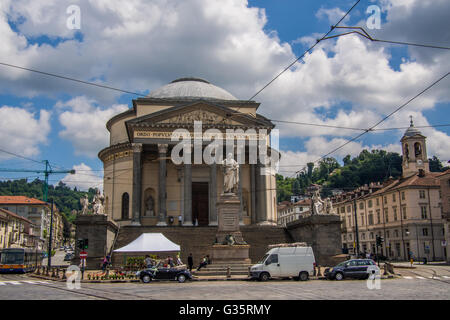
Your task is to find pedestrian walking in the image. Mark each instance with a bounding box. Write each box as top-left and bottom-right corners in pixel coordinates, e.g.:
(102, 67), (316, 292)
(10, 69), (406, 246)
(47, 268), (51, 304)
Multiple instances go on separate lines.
(188, 253), (194, 272)
(102, 256), (108, 272)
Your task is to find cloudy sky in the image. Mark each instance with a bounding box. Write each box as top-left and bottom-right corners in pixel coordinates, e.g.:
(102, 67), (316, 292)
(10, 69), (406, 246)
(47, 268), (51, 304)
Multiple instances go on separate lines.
(0, 0), (449, 190)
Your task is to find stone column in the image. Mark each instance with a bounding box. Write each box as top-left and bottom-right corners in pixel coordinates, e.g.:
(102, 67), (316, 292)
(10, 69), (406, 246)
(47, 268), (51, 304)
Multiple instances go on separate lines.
(209, 161), (217, 225)
(131, 143), (142, 226)
(255, 163), (268, 224)
(183, 163), (192, 226)
(238, 164), (243, 225)
(157, 144), (168, 226)
(250, 164), (256, 224)
(260, 165), (268, 223)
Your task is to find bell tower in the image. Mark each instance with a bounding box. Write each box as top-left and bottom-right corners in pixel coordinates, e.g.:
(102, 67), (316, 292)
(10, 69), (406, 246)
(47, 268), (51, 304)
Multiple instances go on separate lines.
(400, 116), (429, 178)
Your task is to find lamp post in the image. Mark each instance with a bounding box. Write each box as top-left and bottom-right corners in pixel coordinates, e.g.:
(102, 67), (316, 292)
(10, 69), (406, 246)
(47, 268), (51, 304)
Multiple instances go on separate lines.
(47, 199), (54, 268)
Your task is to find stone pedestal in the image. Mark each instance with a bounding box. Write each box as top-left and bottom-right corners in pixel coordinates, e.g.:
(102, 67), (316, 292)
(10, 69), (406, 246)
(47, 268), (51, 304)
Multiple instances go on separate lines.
(211, 193), (250, 263)
(73, 214), (118, 270)
(286, 214), (342, 266)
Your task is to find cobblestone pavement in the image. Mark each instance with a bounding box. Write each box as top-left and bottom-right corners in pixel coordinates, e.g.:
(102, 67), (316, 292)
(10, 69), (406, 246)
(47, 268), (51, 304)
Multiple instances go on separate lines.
(0, 270), (449, 300)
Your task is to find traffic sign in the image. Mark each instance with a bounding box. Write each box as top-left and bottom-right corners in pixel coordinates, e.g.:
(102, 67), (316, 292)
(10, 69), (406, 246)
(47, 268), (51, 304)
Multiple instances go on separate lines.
(80, 251), (87, 259)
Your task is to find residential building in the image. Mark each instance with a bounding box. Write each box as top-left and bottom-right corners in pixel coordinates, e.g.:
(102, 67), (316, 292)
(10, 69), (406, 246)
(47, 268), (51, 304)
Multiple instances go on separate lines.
(0, 208), (41, 249)
(277, 199), (312, 227)
(333, 119), (446, 261)
(437, 169), (450, 263)
(0, 196), (65, 249)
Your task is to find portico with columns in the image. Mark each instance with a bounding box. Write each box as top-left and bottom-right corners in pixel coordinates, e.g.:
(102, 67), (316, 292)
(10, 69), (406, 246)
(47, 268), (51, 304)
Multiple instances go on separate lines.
(99, 78), (278, 228)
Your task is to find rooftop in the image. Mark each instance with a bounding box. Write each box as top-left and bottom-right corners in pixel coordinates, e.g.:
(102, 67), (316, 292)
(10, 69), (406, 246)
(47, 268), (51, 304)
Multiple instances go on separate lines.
(0, 196), (47, 205)
(147, 77), (238, 101)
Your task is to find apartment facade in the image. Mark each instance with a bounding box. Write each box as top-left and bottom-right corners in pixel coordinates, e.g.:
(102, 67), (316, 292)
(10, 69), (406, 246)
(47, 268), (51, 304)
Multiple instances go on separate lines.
(277, 199), (312, 227)
(0, 208), (41, 249)
(333, 120), (447, 261)
(437, 169), (450, 263)
(0, 196), (65, 249)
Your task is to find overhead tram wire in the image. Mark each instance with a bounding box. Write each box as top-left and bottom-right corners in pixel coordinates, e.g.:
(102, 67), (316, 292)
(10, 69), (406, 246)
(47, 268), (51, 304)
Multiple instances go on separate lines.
(244, 0), (361, 104)
(0, 62), (147, 97)
(322, 26), (450, 51)
(288, 71), (450, 178)
(0, 147), (44, 165)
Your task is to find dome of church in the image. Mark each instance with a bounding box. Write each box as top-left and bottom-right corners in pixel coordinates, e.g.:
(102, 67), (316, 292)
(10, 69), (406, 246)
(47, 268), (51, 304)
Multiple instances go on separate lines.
(403, 118), (422, 137)
(147, 77), (238, 100)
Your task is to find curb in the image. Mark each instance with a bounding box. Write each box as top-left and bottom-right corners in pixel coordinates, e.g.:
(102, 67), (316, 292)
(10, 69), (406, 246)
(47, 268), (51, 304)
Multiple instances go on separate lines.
(29, 274), (140, 284)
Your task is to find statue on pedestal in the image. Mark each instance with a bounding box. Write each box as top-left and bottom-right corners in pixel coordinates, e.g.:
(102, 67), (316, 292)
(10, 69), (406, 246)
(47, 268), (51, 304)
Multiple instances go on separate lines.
(312, 189), (325, 215)
(222, 153), (239, 194)
(92, 189), (106, 215)
(80, 195), (89, 215)
(324, 197), (337, 215)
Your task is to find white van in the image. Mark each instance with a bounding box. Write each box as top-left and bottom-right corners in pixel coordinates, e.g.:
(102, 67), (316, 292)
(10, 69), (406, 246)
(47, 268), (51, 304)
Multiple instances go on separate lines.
(250, 246), (316, 281)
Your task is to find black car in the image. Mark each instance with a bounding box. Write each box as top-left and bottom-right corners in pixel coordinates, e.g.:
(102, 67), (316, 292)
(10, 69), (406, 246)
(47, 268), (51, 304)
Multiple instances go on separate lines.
(324, 259), (380, 280)
(137, 266), (192, 283)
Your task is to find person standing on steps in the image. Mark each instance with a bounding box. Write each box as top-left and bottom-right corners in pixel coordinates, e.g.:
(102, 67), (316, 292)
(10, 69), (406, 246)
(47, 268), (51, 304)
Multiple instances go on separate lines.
(188, 253), (194, 272)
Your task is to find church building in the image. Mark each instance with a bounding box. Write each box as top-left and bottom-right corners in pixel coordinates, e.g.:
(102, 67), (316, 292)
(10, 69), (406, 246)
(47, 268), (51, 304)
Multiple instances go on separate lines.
(99, 78), (278, 228)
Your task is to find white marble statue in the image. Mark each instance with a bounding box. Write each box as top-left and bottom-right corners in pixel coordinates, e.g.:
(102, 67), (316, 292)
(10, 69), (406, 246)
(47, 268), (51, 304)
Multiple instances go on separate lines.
(324, 197), (337, 215)
(80, 195), (89, 215)
(222, 153), (239, 194)
(311, 189), (325, 215)
(92, 189), (105, 215)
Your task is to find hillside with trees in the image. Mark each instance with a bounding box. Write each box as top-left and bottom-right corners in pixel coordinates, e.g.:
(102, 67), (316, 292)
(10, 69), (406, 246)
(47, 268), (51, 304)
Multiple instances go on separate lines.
(276, 150), (448, 203)
(0, 178), (97, 224)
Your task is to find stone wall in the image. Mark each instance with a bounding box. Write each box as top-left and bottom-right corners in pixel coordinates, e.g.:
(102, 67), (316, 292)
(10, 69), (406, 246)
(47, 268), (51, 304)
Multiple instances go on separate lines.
(112, 225), (292, 266)
(286, 215), (342, 266)
(73, 215), (118, 269)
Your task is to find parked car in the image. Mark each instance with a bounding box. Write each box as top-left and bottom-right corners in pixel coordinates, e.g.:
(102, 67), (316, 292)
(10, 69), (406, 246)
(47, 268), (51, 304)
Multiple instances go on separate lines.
(250, 245), (316, 281)
(136, 266), (192, 283)
(324, 259), (380, 280)
(64, 253), (74, 261)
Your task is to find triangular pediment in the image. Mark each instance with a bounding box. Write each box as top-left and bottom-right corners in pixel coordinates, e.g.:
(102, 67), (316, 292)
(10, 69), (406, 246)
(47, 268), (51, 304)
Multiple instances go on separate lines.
(127, 101), (273, 128)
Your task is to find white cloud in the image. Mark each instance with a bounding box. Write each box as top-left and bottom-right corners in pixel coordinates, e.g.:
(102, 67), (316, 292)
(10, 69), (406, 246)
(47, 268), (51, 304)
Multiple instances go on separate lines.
(0, 106), (50, 160)
(57, 96), (128, 157)
(0, 0), (449, 167)
(60, 163), (103, 191)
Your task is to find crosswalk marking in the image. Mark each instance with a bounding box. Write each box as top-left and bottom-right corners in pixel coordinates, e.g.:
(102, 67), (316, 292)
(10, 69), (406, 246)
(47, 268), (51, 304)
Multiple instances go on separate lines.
(0, 280), (49, 286)
(416, 276), (426, 279)
(442, 276), (450, 279)
(403, 276), (413, 279)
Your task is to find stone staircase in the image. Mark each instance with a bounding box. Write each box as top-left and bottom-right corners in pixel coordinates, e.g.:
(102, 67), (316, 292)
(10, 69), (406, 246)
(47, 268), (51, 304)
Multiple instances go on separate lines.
(111, 225), (293, 267)
(193, 262), (253, 277)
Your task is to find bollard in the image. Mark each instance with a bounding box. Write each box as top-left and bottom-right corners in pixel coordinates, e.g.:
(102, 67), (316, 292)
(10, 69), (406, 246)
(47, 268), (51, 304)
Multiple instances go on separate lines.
(56, 268), (60, 279)
(226, 266), (231, 279)
(62, 268), (66, 280)
(248, 266), (251, 277)
(36, 266), (41, 275)
(51, 268), (56, 278)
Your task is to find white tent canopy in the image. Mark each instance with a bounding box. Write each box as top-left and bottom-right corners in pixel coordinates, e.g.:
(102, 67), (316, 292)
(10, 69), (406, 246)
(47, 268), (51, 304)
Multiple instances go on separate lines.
(113, 233), (180, 253)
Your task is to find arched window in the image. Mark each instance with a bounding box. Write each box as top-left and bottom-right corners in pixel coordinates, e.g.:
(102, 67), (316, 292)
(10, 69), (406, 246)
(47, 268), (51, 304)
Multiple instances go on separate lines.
(121, 193), (129, 220)
(414, 142), (422, 158)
